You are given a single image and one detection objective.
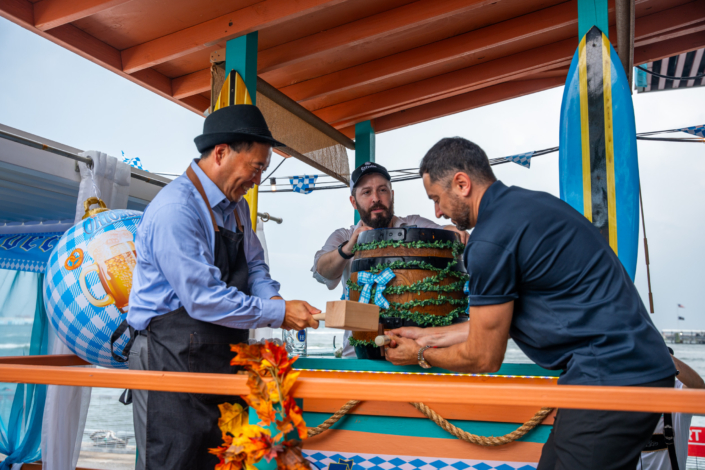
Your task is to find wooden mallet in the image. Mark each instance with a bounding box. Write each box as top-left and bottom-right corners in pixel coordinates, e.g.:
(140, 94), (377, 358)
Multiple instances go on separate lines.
(312, 301), (380, 331)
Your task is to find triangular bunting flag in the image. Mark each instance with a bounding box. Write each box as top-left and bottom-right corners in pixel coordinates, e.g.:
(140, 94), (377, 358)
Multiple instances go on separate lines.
(505, 151), (534, 169)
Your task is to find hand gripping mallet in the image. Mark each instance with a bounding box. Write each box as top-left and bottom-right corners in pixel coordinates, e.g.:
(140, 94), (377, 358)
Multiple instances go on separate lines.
(311, 300), (380, 331)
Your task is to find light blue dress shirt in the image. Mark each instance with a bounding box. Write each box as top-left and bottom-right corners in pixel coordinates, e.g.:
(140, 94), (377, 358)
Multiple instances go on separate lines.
(127, 160), (285, 330)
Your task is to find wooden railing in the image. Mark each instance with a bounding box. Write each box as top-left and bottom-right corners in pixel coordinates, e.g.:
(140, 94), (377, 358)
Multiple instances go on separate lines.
(1, 355), (705, 414)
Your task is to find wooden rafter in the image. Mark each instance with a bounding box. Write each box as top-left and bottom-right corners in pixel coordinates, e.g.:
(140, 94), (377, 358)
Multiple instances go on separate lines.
(120, 0), (350, 74)
(315, 38), (576, 128)
(280, 1), (578, 107)
(33, 0), (133, 31)
(337, 76), (567, 137)
(257, 0), (504, 75)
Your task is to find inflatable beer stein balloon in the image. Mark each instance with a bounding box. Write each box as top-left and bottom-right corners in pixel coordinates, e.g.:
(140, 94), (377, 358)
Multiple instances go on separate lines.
(44, 197), (142, 368)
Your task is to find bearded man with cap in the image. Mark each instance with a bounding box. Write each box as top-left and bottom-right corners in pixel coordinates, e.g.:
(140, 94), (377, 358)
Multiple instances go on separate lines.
(126, 105), (321, 470)
(312, 162), (468, 357)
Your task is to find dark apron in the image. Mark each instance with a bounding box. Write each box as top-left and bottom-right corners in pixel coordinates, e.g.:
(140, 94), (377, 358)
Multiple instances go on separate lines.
(144, 166), (251, 470)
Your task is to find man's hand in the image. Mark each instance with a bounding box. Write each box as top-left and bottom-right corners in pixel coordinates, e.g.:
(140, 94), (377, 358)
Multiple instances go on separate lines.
(341, 225), (373, 256)
(443, 225), (469, 245)
(385, 334), (423, 366)
(281, 301), (321, 330)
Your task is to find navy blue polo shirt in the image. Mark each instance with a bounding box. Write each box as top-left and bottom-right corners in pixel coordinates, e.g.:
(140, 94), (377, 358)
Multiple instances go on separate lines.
(465, 181), (675, 385)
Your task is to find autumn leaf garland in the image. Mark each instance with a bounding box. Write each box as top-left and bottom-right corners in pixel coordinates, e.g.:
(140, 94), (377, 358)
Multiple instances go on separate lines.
(209, 341), (311, 470)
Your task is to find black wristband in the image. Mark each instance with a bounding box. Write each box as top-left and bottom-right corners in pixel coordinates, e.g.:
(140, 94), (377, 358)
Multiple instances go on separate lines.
(338, 241), (354, 260)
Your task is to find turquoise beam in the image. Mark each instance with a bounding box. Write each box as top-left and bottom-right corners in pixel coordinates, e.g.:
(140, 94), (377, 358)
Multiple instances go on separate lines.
(354, 120), (376, 224)
(225, 32), (259, 104)
(577, 0), (609, 38)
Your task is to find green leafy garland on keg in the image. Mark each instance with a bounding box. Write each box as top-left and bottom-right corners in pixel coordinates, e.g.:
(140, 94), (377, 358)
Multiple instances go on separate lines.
(347, 240), (469, 336)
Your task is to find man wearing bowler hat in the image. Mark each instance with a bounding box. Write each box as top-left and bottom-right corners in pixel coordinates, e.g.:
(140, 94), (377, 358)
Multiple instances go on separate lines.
(126, 105), (321, 470)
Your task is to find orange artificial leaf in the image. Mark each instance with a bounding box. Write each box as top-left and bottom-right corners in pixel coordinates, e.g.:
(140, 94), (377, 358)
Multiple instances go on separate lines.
(231, 343), (264, 369)
(218, 403), (248, 437)
(243, 392), (276, 426)
(278, 370), (301, 398)
(283, 397), (308, 440)
(261, 341), (296, 375)
(275, 442), (311, 470)
(274, 417), (294, 442)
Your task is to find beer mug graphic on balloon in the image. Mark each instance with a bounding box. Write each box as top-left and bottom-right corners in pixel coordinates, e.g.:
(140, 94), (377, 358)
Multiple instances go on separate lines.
(79, 228), (136, 311)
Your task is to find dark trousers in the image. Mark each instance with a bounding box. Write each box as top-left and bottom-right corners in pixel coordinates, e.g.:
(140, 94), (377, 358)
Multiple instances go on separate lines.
(537, 375), (675, 470)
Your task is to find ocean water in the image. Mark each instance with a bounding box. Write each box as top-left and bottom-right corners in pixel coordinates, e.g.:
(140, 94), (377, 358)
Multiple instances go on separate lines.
(1, 325), (704, 466)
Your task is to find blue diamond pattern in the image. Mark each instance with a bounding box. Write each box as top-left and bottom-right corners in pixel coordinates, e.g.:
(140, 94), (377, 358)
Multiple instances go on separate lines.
(409, 460), (428, 468)
(311, 453), (327, 461)
(369, 457), (386, 465)
(517, 467), (536, 470)
(494, 466), (515, 470)
(328, 455), (344, 462)
(429, 461), (446, 469)
(472, 465), (491, 470)
(451, 463), (470, 470)
(368, 466), (385, 470)
(352, 456), (366, 464)
(389, 459), (406, 467)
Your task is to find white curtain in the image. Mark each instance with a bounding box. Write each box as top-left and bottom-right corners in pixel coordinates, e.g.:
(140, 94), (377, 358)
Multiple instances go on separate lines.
(41, 151), (130, 470)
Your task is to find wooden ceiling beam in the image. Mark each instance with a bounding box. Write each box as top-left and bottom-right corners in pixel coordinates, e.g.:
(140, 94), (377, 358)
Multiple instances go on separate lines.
(280, 1), (578, 105)
(179, 95), (211, 114)
(315, 1), (705, 128)
(634, 0), (705, 42)
(33, 0), (132, 31)
(634, 29), (705, 63)
(120, 0), (349, 75)
(257, 0), (504, 75)
(172, 69), (211, 100)
(315, 38), (576, 128)
(337, 76), (566, 137)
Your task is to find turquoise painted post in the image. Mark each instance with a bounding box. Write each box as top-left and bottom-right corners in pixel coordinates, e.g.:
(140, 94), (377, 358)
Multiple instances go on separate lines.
(354, 120), (376, 224)
(577, 0), (609, 38)
(225, 31), (259, 104)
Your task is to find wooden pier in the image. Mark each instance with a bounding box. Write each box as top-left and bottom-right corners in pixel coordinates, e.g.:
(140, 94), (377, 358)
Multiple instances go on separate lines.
(662, 330), (705, 344)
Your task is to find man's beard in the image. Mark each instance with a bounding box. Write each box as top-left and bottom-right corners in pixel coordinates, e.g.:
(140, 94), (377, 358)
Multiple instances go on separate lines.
(449, 194), (472, 231)
(358, 200), (395, 229)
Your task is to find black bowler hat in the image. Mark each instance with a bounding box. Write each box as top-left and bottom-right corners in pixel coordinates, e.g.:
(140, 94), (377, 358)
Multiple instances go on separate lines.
(194, 105), (285, 153)
(350, 161), (391, 193)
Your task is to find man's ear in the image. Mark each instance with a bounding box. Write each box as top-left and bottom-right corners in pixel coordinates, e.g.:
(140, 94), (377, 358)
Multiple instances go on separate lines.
(453, 172), (473, 198)
(213, 144), (229, 166)
(349, 195), (358, 210)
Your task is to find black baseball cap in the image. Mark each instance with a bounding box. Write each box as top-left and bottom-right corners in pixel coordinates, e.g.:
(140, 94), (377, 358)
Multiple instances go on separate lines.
(350, 162), (391, 193)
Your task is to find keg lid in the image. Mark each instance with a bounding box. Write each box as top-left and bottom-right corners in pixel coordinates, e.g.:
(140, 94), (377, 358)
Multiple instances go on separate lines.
(357, 227), (460, 245)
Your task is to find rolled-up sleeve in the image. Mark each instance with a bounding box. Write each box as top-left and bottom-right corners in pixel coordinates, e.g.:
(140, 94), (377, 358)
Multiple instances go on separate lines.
(311, 228), (349, 290)
(150, 203), (284, 329)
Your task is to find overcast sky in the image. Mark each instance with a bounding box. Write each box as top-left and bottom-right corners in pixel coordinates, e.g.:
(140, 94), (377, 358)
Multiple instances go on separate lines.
(1, 17), (704, 332)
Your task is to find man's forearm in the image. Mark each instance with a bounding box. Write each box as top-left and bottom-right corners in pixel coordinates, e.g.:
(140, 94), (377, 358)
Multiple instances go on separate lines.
(422, 341), (494, 373)
(418, 322), (469, 347)
(316, 250), (348, 280)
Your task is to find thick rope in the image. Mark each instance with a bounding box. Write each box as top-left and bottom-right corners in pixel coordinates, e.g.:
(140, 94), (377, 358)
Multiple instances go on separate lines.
(307, 400), (361, 437)
(307, 400), (553, 446)
(411, 402), (554, 446)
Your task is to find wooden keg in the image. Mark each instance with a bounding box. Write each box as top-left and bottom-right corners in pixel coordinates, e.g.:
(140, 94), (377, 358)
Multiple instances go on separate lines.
(348, 227), (468, 359)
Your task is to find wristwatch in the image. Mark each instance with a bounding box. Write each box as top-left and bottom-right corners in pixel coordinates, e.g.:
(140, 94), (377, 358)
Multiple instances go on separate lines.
(338, 240), (354, 260)
(418, 345), (433, 369)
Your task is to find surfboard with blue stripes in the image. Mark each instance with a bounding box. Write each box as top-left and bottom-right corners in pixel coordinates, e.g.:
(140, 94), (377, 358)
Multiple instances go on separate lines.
(559, 26), (640, 280)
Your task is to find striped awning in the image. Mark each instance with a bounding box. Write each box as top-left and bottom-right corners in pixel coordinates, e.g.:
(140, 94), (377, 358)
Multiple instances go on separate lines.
(636, 48), (705, 93)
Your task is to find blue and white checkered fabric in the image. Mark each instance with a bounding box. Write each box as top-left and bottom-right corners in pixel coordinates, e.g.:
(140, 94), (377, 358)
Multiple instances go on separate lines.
(303, 450), (537, 470)
(358, 268), (396, 309)
(43, 210), (142, 369)
(678, 125), (705, 138)
(0, 258), (46, 273)
(290, 175), (318, 194)
(505, 152), (533, 169)
(123, 156), (145, 171)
